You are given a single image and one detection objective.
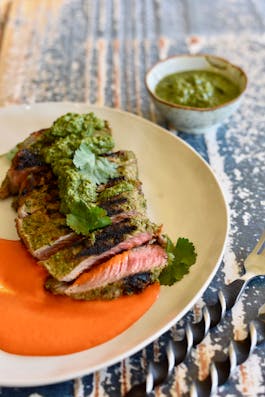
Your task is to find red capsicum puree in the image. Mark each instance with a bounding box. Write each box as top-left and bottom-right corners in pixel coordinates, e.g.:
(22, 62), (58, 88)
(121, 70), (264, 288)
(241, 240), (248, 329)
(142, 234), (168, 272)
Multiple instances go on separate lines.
(0, 238), (159, 356)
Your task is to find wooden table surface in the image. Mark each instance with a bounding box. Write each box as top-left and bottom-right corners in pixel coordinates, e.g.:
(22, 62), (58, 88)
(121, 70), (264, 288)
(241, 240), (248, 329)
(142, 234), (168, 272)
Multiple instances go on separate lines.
(0, 1), (265, 396)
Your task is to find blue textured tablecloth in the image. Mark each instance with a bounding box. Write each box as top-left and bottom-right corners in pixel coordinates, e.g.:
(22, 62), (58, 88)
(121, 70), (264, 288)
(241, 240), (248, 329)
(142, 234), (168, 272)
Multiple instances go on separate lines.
(0, 1), (264, 396)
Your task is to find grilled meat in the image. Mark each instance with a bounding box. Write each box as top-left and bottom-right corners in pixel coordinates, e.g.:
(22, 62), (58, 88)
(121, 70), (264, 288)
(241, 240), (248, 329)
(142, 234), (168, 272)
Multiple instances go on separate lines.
(16, 170), (58, 216)
(45, 244), (167, 300)
(15, 151), (149, 262)
(98, 180), (146, 217)
(16, 210), (79, 260)
(0, 129), (48, 199)
(105, 150), (138, 181)
(40, 216), (158, 281)
(0, 114), (168, 300)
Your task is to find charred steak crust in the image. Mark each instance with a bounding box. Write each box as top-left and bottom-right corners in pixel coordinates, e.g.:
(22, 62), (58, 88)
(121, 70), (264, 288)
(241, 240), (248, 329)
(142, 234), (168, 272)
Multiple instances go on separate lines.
(76, 219), (138, 257)
(14, 149), (46, 170)
(0, 129), (48, 199)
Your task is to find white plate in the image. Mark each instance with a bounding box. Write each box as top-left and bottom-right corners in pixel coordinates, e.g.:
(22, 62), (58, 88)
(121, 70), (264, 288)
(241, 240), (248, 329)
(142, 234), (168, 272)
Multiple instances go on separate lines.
(0, 102), (229, 386)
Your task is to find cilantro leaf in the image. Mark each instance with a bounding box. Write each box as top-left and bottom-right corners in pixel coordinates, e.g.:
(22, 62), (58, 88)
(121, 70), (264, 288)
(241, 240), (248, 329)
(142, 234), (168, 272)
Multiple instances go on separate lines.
(66, 200), (111, 235)
(73, 142), (95, 169)
(73, 143), (118, 185)
(159, 237), (197, 286)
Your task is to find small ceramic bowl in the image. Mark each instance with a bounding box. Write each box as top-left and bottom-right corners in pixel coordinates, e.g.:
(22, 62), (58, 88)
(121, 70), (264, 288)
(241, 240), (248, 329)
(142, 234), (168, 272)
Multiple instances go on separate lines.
(145, 54), (247, 134)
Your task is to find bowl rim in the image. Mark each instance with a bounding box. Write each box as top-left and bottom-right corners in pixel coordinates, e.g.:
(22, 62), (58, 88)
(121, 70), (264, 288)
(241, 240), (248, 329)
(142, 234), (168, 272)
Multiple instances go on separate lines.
(145, 53), (248, 112)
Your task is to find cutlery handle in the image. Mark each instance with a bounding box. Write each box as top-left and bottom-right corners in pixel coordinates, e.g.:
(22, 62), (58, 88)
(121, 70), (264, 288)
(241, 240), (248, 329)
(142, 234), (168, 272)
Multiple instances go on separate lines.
(207, 278), (249, 328)
(125, 278), (250, 396)
(190, 314), (265, 397)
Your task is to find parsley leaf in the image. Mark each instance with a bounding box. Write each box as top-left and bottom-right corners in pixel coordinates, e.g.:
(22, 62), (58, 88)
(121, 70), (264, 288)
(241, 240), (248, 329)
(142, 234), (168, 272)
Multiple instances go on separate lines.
(159, 237), (197, 286)
(66, 200), (111, 235)
(73, 142), (118, 185)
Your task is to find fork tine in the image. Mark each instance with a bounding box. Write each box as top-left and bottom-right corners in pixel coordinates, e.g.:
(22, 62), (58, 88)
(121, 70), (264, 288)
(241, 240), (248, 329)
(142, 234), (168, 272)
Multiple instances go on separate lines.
(253, 231), (265, 255)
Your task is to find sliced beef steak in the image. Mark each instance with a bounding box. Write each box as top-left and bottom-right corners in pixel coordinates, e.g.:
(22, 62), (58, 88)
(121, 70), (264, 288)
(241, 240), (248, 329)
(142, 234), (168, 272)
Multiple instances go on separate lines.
(0, 129), (48, 199)
(15, 150), (149, 262)
(45, 244), (167, 300)
(46, 270), (158, 300)
(16, 171), (59, 216)
(16, 210), (80, 260)
(40, 216), (157, 281)
(68, 244), (167, 293)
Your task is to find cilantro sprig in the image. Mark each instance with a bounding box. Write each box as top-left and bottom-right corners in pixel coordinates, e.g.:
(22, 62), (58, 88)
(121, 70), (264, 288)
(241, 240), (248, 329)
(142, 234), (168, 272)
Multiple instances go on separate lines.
(66, 200), (111, 235)
(66, 142), (119, 234)
(159, 237), (197, 286)
(73, 142), (118, 185)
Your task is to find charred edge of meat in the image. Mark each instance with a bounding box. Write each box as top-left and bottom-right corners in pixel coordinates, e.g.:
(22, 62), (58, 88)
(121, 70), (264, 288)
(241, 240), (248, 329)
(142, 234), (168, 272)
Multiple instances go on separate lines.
(123, 272), (155, 294)
(97, 176), (126, 191)
(0, 129), (50, 199)
(100, 195), (128, 216)
(45, 270), (159, 301)
(13, 149), (46, 170)
(76, 218), (138, 257)
(99, 184), (147, 217)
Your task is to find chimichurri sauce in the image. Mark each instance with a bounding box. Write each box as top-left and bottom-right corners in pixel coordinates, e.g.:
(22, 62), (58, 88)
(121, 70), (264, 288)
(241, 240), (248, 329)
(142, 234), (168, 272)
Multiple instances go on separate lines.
(155, 70), (240, 108)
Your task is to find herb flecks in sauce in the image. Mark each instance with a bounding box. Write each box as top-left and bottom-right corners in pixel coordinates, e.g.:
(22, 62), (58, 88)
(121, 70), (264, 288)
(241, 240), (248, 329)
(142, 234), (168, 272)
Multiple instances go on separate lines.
(155, 70), (240, 108)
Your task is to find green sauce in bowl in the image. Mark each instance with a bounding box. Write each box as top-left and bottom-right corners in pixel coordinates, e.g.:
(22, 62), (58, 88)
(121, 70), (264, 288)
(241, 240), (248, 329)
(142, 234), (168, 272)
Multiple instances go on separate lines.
(155, 70), (240, 108)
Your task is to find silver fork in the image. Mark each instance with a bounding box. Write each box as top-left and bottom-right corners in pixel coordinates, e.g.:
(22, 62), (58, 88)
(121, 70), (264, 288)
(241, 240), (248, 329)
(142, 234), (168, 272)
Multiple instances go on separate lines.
(125, 231), (265, 396)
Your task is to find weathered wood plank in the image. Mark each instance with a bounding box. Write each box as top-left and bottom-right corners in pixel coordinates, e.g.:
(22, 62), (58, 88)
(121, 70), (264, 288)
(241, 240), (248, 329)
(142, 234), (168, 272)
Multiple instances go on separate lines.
(0, 0), (65, 106)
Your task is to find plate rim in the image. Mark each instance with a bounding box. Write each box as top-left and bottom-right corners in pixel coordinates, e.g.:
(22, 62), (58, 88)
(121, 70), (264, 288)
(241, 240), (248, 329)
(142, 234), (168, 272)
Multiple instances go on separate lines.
(0, 102), (229, 387)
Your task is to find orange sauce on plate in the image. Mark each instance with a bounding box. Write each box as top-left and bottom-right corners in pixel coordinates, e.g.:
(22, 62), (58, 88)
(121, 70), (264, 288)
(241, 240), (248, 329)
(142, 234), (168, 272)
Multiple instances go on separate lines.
(0, 239), (159, 356)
